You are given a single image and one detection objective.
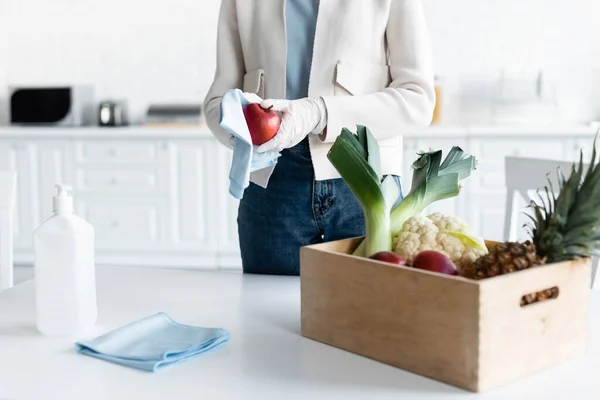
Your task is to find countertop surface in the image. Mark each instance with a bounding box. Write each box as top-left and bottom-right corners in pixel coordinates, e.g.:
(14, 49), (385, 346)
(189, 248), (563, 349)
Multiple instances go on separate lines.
(0, 122), (597, 140)
(1, 265), (600, 400)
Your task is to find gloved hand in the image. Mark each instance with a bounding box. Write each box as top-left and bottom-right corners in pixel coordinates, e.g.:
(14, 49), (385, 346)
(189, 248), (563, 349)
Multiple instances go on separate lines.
(256, 97), (327, 153)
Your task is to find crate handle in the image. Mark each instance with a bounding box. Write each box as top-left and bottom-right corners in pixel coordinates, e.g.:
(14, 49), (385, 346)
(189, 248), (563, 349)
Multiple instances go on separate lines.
(520, 286), (559, 307)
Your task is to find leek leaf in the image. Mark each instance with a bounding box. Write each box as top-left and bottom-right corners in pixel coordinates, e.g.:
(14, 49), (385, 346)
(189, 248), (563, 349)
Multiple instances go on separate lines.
(410, 151), (434, 192)
(358, 125), (382, 183)
(446, 231), (488, 253)
(440, 146), (466, 169)
(438, 157), (477, 180)
(389, 173), (460, 234)
(340, 128), (367, 160)
(426, 150), (443, 181)
(327, 129), (391, 255)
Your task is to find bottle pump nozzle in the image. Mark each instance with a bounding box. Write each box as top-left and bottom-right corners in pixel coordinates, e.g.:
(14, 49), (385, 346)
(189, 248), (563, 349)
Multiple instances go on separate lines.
(53, 183), (73, 213)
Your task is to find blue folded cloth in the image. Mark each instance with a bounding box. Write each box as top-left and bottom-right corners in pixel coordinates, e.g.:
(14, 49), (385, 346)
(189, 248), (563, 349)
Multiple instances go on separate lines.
(74, 312), (230, 372)
(219, 89), (281, 199)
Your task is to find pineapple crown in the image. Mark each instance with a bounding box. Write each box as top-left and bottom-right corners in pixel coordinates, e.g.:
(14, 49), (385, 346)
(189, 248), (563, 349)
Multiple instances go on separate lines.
(525, 131), (600, 263)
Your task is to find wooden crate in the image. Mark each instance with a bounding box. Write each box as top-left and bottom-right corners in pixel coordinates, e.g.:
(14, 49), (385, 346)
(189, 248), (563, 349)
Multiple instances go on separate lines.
(300, 238), (591, 392)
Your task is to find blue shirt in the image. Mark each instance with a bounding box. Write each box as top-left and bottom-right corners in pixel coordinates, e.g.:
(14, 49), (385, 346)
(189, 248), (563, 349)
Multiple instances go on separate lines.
(285, 0), (320, 100)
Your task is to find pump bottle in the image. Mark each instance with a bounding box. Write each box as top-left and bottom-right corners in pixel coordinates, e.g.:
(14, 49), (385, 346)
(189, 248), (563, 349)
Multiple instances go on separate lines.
(34, 184), (97, 336)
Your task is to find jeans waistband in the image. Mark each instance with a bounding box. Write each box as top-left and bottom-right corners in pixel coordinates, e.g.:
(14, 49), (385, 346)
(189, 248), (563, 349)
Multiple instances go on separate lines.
(284, 136), (311, 156)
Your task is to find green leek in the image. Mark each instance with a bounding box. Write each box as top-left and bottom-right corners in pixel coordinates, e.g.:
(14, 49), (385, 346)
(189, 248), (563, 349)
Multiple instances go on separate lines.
(389, 146), (476, 234)
(327, 128), (478, 258)
(327, 126), (399, 255)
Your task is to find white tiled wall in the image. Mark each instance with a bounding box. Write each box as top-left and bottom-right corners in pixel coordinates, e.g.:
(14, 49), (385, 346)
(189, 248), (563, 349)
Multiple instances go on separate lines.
(1, 0), (599, 124)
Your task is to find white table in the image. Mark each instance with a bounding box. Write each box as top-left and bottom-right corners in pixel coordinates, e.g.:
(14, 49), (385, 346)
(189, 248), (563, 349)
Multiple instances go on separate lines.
(1, 266), (599, 400)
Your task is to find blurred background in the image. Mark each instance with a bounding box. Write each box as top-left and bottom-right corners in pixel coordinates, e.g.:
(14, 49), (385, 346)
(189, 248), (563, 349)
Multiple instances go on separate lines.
(1, 0), (599, 124)
(0, 0), (599, 283)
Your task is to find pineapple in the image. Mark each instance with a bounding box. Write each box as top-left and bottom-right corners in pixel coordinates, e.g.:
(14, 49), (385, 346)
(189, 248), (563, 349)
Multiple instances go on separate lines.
(461, 241), (545, 279)
(462, 134), (600, 305)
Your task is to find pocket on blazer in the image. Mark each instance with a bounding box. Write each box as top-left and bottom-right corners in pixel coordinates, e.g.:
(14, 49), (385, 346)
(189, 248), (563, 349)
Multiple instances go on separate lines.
(333, 61), (391, 96)
(243, 69), (265, 98)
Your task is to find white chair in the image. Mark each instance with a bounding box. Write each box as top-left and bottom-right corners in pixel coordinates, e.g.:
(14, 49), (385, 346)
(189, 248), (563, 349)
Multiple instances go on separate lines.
(0, 171), (17, 291)
(503, 156), (598, 289)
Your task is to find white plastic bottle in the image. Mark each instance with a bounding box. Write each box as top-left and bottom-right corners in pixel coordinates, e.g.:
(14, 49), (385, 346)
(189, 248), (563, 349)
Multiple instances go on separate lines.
(34, 184), (97, 336)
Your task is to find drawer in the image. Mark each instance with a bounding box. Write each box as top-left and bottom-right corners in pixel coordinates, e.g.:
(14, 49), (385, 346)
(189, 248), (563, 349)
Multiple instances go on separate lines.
(572, 138), (597, 162)
(76, 168), (165, 193)
(474, 139), (566, 161)
(75, 200), (164, 250)
(76, 141), (164, 163)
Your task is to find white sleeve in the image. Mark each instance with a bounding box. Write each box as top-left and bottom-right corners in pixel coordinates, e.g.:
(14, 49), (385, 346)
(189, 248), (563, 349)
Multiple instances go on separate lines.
(203, 0), (245, 149)
(319, 0), (436, 143)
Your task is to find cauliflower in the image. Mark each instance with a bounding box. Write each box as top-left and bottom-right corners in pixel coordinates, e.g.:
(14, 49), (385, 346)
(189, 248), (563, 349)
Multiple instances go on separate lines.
(392, 212), (487, 271)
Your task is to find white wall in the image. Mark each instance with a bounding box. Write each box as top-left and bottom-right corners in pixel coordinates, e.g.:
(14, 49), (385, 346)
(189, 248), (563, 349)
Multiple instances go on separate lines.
(1, 0), (599, 124)
(423, 0), (600, 124)
(0, 0), (222, 124)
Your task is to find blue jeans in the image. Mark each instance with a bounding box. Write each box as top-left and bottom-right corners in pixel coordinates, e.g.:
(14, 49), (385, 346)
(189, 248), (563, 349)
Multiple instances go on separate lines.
(237, 138), (402, 275)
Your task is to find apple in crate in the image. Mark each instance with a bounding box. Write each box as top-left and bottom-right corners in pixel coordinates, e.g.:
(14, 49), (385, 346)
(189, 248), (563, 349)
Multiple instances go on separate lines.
(413, 250), (458, 275)
(369, 251), (407, 266)
(243, 103), (281, 146)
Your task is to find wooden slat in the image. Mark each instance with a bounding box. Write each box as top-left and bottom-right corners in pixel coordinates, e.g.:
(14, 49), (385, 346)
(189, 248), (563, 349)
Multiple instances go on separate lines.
(300, 240), (481, 390)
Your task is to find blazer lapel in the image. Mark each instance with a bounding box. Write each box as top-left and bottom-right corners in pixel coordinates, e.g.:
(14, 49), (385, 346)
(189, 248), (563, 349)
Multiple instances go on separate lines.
(308, 0), (346, 97)
(255, 0), (287, 98)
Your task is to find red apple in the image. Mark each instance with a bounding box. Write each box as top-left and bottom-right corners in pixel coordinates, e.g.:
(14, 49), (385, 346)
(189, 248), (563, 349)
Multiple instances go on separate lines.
(369, 251), (407, 266)
(243, 103), (281, 146)
(412, 250), (457, 275)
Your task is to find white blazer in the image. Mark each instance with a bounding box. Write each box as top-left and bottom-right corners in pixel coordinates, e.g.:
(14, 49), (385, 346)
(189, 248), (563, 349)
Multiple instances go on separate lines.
(204, 0), (436, 187)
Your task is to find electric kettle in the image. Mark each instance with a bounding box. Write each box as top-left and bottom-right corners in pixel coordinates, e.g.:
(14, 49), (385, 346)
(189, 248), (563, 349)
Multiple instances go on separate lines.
(98, 100), (128, 126)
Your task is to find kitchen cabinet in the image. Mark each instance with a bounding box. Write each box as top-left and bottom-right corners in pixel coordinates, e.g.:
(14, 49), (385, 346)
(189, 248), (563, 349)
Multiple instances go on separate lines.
(215, 146), (242, 268)
(0, 130), (224, 268)
(0, 140), (35, 251)
(168, 141), (218, 253)
(75, 198), (165, 250)
(0, 124), (596, 270)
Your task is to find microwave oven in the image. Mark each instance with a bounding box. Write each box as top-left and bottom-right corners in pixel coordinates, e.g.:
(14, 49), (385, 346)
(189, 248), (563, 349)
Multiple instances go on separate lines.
(9, 85), (95, 126)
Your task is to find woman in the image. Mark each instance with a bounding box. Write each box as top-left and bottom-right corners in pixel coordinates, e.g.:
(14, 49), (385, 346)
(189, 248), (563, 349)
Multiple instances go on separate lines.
(204, 0), (435, 275)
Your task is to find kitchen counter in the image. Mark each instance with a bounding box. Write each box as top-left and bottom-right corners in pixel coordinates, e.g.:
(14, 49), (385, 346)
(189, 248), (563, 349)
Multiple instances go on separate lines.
(0, 122), (596, 139)
(1, 265), (599, 399)
(0, 125), (213, 139)
(1, 122), (599, 269)
(409, 122), (598, 138)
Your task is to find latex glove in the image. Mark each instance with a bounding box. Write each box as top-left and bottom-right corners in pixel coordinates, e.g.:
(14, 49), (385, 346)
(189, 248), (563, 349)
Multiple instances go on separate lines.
(256, 97), (327, 153)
